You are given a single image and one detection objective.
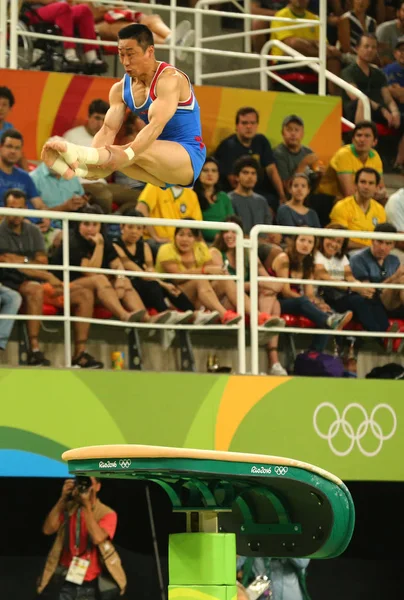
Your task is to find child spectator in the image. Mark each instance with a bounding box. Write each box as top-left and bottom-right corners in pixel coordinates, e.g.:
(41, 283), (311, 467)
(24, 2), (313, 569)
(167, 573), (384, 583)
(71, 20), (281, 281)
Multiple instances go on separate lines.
(0, 87), (15, 138)
(276, 172), (321, 229)
(338, 0), (376, 64)
(211, 215), (287, 375)
(315, 223), (398, 350)
(194, 157), (234, 244)
(329, 167), (386, 250)
(270, 234), (353, 351)
(52, 206), (174, 326)
(229, 157), (273, 234)
(112, 209), (198, 324)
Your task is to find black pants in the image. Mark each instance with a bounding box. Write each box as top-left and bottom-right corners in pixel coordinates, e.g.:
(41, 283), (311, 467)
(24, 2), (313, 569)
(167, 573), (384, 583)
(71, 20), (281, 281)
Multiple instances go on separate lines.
(131, 278), (194, 312)
(324, 291), (389, 332)
(59, 581), (97, 600)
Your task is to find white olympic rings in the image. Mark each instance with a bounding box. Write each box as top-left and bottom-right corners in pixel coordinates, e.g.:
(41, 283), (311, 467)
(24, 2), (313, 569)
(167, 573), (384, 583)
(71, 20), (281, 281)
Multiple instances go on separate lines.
(119, 459), (132, 468)
(313, 402), (397, 457)
(274, 466), (288, 475)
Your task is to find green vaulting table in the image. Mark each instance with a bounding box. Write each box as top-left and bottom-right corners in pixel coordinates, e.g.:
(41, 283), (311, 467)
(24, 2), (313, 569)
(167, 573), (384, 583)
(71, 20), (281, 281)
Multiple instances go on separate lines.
(63, 445), (355, 600)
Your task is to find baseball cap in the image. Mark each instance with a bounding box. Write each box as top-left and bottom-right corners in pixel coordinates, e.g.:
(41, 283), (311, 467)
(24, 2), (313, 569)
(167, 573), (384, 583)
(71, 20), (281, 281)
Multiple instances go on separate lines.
(282, 114), (304, 128)
(395, 36), (404, 49)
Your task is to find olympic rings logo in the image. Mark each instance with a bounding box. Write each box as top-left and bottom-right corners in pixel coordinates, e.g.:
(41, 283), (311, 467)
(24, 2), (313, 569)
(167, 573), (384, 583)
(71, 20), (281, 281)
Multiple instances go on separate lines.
(274, 466), (288, 475)
(313, 402), (397, 457)
(119, 459), (132, 469)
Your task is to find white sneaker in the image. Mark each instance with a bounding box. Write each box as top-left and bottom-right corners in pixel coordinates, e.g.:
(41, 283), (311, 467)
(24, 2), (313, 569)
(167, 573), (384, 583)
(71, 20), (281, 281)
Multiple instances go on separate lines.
(268, 362), (288, 376)
(168, 310), (194, 325)
(176, 29), (195, 61)
(194, 310), (220, 325)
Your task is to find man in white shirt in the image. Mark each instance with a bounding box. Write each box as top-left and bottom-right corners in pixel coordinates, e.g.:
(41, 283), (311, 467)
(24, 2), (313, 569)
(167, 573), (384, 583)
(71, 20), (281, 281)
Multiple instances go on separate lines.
(385, 187), (404, 263)
(63, 99), (140, 213)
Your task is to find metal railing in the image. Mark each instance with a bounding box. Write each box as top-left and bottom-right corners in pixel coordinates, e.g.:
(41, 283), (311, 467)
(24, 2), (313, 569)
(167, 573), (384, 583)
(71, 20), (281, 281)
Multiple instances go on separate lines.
(250, 224), (404, 375)
(0, 208), (246, 372)
(1, 0), (371, 126)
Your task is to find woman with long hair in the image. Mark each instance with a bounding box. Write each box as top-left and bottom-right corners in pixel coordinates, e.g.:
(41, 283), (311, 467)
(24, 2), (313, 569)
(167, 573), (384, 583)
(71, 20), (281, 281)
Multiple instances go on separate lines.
(211, 216), (287, 375)
(276, 173), (321, 229)
(156, 225), (278, 327)
(194, 157), (234, 243)
(271, 234), (353, 351)
(315, 223), (397, 348)
(337, 0), (376, 64)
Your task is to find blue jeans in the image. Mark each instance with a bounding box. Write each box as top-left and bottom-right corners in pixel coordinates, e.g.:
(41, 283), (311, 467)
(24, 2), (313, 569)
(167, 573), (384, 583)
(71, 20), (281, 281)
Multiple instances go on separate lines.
(0, 285), (22, 350)
(280, 296), (329, 352)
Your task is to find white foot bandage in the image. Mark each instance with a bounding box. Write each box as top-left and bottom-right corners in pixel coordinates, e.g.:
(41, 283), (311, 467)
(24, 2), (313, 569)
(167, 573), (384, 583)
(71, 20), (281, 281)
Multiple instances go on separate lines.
(60, 142), (100, 165)
(51, 157), (70, 177)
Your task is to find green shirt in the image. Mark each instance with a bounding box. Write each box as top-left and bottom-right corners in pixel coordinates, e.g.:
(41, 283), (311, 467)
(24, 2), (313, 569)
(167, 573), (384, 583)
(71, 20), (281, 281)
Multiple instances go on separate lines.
(201, 191), (234, 243)
(341, 62), (387, 107)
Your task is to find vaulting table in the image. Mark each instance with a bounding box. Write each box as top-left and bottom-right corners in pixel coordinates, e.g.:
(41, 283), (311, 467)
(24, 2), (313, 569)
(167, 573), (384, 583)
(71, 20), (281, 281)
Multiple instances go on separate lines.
(63, 444), (355, 600)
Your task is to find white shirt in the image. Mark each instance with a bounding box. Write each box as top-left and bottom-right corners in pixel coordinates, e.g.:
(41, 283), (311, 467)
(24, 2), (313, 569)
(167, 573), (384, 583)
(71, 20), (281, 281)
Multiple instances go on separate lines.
(63, 125), (106, 185)
(385, 188), (404, 232)
(315, 250), (349, 280)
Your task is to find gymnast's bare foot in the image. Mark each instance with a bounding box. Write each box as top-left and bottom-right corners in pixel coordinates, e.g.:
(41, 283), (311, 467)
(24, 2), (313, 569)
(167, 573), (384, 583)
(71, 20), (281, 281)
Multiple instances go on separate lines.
(41, 145), (77, 180)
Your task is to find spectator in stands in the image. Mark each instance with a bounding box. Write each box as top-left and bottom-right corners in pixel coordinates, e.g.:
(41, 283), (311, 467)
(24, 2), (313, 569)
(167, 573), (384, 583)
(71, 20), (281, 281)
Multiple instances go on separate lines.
(228, 157), (273, 235)
(136, 184), (203, 257)
(386, 187), (404, 232)
(270, 0), (342, 95)
(329, 167), (386, 251)
(0, 285), (21, 354)
(156, 226), (242, 325)
(214, 107), (286, 210)
(211, 215), (287, 375)
(376, 1), (404, 66)
(194, 157), (234, 244)
(315, 223), (397, 349)
(0, 87), (15, 138)
(277, 172), (321, 228)
(23, 0), (106, 72)
(64, 99), (139, 213)
(113, 209), (198, 324)
(383, 38), (404, 122)
(341, 34), (404, 169)
(317, 121), (386, 202)
(88, 3), (194, 60)
(337, 0), (377, 64)
(0, 190), (103, 367)
(270, 234), (353, 351)
(251, 0), (288, 53)
(52, 206), (174, 326)
(351, 223), (404, 326)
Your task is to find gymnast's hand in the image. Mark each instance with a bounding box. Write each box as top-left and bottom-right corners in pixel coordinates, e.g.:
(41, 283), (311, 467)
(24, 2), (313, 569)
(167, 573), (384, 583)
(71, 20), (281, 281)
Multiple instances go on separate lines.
(102, 145), (134, 171)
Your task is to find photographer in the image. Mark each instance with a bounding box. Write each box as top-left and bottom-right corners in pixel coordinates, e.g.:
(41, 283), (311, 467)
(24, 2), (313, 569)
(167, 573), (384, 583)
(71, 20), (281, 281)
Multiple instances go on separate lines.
(37, 477), (126, 600)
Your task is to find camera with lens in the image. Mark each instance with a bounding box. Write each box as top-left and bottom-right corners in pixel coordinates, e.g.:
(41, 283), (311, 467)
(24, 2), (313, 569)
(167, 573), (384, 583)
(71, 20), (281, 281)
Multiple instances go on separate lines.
(67, 476), (92, 500)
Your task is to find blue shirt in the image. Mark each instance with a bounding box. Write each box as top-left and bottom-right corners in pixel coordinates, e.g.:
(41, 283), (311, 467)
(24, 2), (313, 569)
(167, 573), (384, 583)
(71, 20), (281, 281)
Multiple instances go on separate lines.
(0, 165), (38, 208)
(0, 121), (14, 139)
(383, 62), (404, 110)
(350, 247), (400, 283)
(30, 162), (84, 208)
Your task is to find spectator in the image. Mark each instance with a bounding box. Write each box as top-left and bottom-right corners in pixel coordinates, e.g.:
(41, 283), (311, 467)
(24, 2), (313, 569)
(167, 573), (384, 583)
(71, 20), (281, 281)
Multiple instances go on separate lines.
(214, 107), (286, 210)
(88, 3), (194, 60)
(64, 99), (139, 214)
(315, 223), (397, 350)
(351, 223), (404, 325)
(251, 0), (288, 53)
(0, 285), (21, 354)
(270, 234), (353, 351)
(228, 157), (273, 235)
(341, 34), (404, 169)
(238, 555), (311, 600)
(317, 121), (385, 202)
(193, 157), (234, 244)
(0, 87), (15, 138)
(383, 38), (404, 123)
(136, 184), (203, 257)
(386, 187), (404, 231)
(37, 477), (125, 598)
(24, 1), (106, 72)
(112, 209), (197, 324)
(210, 215), (287, 375)
(270, 0), (342, 95)
(276, 172), (321, 228)
(329, 167), (386, 250)
(52, 206), (174, 325)
(338, 0), (377, 64)
(0, 190), (102, 367)
(156, 226), (243, 325)
(376, 1), (404, 66)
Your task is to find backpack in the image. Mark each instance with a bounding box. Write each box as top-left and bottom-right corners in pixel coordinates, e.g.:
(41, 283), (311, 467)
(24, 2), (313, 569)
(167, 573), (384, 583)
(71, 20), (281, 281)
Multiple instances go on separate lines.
(294, 351), (344, 378)
(366, 363), (404, 380)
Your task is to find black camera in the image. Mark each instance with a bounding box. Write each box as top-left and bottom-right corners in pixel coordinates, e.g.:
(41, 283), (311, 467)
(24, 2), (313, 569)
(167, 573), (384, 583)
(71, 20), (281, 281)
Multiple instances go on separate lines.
(75, 476), (92, 494)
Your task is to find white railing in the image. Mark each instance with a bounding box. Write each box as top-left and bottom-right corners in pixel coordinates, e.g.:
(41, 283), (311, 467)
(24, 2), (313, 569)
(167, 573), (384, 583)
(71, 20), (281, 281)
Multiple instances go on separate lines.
(250, 224), (404, 375)
(0, 208), (245, 372)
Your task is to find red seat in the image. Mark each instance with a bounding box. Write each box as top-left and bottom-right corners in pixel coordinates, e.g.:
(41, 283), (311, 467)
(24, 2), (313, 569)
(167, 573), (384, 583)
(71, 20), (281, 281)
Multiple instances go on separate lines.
(278, 72), (318, 83)
(42, 303), (58, 316)
(93, 306), (113, 319)
(281, 314), (300, 327)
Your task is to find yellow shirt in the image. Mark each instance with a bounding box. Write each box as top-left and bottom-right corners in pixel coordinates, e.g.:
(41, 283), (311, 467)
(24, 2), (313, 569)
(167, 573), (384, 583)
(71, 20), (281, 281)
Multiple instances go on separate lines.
(329, 195), (386, 246)
(318, 144), (383, 198)
(270, 7), (320, 56)
(138, 184), (203, 240)
(156, 241), (211, 273)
